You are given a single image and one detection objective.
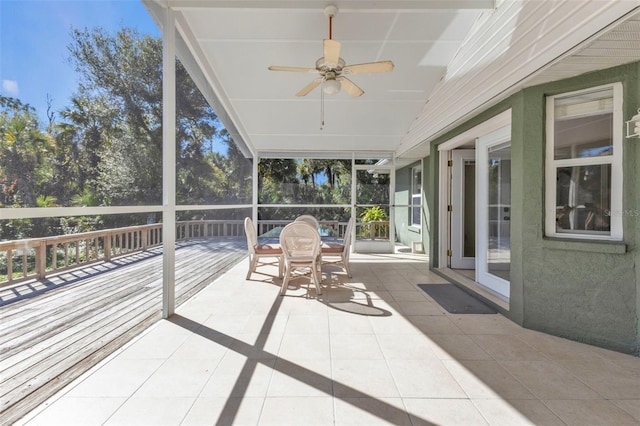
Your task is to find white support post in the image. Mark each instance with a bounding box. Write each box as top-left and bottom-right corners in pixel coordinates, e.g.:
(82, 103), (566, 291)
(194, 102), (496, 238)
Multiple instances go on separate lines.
(351, 153), (357, 251)
(162, 7), (176, 319)
(389, 155), (396, 249)
(252, 155), (259, 227)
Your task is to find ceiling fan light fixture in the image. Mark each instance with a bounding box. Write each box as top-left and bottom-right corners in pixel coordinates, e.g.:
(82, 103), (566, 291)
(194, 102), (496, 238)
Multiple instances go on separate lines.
(267, 3), (393, 100)
(322, 78), (341, 95)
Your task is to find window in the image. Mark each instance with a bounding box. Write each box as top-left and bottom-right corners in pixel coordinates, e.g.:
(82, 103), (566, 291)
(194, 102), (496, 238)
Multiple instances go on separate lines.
(411, 165), (422, 227)
(545, 83), (623, 240)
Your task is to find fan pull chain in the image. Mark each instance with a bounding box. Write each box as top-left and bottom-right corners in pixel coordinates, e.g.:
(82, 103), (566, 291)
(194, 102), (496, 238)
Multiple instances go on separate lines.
(320, 84), (325, 130)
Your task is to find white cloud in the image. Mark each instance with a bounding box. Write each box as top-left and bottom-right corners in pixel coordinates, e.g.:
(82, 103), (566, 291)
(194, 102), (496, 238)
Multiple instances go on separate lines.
(2, 80), (19, 96)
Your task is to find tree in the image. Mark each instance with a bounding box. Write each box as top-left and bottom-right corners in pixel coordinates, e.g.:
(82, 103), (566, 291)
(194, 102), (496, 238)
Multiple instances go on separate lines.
(0, 96), (55, 208)
(258, 158), (298, 205)
(65, 27), (164, 210)
(63, 27), (233, 221)
(1, 26), (257, 239)
(214, 131), (252, 205)
(0, 97), (60, 239)
(256, 157), (352, 220)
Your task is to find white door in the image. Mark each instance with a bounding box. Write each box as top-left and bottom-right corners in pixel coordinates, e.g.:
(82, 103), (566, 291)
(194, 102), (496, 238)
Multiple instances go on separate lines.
(476, 127), (511, 299)
(450, 150), (476, 269)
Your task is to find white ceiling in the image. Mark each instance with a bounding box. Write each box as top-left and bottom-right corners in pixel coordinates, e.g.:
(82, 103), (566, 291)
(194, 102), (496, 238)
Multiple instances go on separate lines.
(152, 0), (494, 160)
(146, 1), (640, 165)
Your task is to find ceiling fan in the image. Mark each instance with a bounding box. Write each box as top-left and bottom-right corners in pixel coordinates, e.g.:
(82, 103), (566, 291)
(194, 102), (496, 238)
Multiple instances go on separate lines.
(268, 4), (394, 97)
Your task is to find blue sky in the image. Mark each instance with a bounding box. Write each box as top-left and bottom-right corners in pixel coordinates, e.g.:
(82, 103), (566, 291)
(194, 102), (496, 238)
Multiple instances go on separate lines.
(0, 0), (160, 124)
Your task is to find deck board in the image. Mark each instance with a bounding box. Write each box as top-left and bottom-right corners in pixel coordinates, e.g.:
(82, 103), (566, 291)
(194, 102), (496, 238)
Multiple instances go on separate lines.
(0, 238), (247, 423)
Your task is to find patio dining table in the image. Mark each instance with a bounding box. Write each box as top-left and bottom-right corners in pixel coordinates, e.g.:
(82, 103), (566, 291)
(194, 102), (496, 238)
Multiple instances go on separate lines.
(257, 223), (345, 262)
(258, 223), (338, 240)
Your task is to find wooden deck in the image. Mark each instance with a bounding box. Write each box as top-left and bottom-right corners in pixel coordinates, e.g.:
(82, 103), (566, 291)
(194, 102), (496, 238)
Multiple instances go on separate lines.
(0, 238), (248, 424)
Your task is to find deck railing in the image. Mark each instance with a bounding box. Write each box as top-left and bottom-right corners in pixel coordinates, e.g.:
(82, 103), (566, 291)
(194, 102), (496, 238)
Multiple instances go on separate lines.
(356, 220), (390, 240)
(0, 218), (386, 286)
(0, 220), (245, 287)
(258, 220), (388, 239)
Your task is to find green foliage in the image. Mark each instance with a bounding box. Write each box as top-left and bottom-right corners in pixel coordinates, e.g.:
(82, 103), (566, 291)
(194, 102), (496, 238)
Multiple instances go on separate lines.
(0, 215), (33, 241)
(60, 215), (103, 235)
(360, 205), (390, 238)
(360, 205), (389, 222)
(65, 27), (165, 206)
(1, 26), (256, 240)
(36, 195), (58, 208)
(257, 158), (352, 220)
(0, 96), (54, 207)
(72, 188), (100, 207)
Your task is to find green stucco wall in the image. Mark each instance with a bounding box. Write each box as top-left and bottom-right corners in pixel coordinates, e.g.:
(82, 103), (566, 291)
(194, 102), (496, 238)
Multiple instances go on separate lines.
(517, 63), (639, 355)
(422, 61), (640, 355)
(422, 158), (431, 256)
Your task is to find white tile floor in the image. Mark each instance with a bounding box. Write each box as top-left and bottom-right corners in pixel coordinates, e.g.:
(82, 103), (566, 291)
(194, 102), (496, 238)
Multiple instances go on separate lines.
(17, 252), (640, 426)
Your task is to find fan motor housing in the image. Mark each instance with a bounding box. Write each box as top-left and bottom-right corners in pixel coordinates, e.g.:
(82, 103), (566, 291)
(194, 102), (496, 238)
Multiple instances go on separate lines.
(315, 57), (345, 74)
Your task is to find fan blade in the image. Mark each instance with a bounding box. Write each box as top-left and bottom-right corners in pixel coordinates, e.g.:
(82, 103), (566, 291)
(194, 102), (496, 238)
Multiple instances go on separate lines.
(323, 39), (341, 66)
(269, 65), (318, 73)
(339, 77), (364, 97)
(343, 61), (394, 75)
(296, 78), (322, 96)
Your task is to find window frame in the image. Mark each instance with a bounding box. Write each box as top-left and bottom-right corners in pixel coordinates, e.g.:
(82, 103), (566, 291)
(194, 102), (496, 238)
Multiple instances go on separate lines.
(411, 165), (422, 228)
(544, 82), (623, 241)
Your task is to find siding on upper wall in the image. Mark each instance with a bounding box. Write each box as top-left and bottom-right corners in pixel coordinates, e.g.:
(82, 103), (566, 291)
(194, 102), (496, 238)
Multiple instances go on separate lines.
(396, 0), (640, 158)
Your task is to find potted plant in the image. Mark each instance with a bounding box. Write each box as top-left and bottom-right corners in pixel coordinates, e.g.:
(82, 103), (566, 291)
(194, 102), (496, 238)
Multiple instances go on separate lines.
(360, 206), (389, 239)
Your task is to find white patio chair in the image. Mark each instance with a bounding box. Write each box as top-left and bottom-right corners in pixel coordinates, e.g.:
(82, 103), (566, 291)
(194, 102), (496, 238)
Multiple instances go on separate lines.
(279, 221), (322, 296)
(244, 217), (283, 279)
(294, 214), (320, 229)
(321, 217), (353, 278)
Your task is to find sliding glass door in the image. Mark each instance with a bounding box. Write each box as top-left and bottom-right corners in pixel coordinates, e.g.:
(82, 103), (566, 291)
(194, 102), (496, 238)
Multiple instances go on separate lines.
(476, 127), (511, 298)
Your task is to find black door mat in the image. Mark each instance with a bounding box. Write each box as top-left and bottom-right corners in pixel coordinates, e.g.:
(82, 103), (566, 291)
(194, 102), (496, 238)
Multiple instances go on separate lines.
(418, 284), (497, 314)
